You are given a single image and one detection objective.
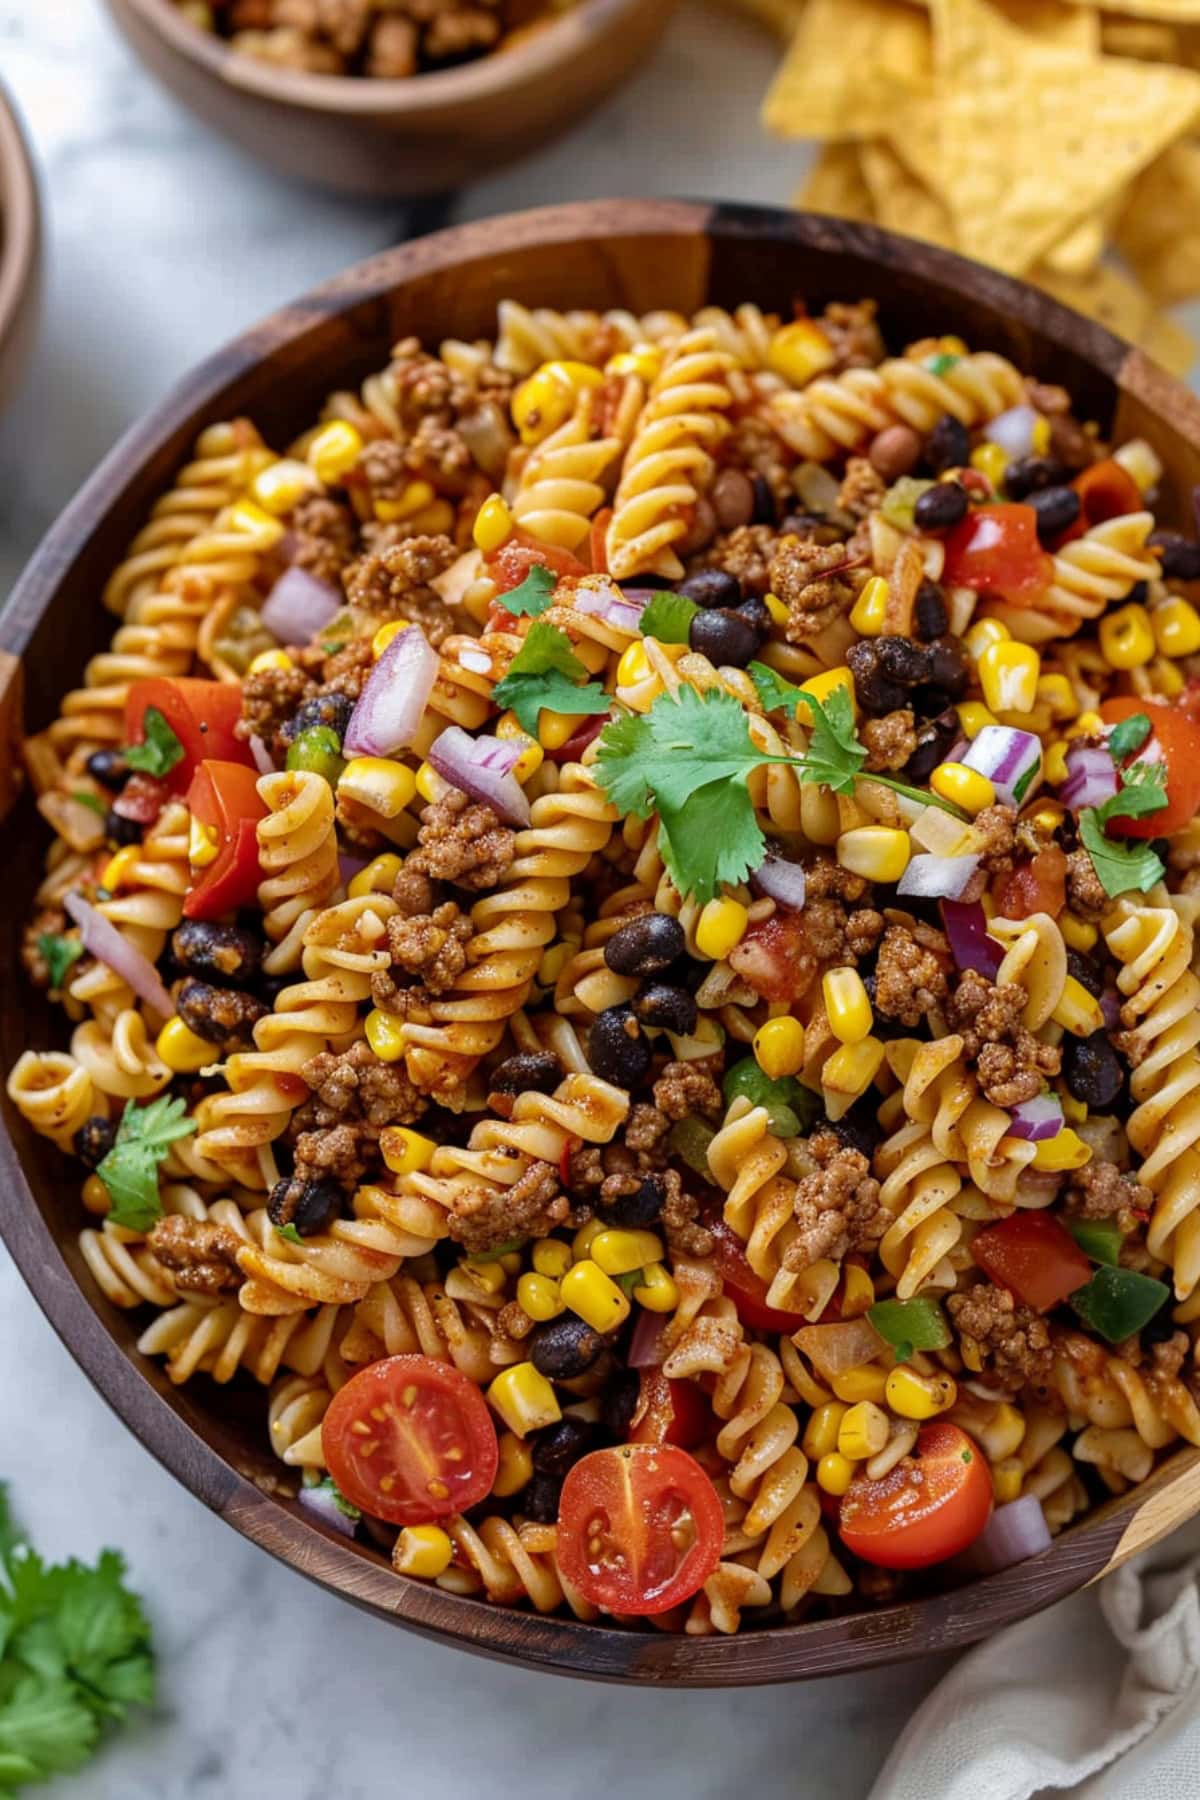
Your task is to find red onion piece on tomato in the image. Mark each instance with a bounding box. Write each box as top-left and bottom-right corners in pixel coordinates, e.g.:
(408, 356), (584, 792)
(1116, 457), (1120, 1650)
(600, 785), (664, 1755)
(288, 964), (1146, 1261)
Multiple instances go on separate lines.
(942, 900), (1003, 979)
(897, 853), (981, 901)
(260, 565), (342, 645)
(427, 727), (531, 828)
(63, 892), (174, 1024)
(959, 1494), (1051, 1575)
(247, 733), (275, 777)
(1007, 1092), (1064, 1142)
(750, 852), (807, 911)
(1059, 742), (1117, 811)
(628, 1310), (668, 1368)
(343, 625), (438, 760)
(298, 1482), (357, 1538)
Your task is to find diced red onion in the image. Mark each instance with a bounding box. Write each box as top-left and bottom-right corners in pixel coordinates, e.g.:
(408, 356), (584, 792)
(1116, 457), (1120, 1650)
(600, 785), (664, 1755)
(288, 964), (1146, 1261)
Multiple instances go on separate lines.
(1007, 1092), (1064, 1142)
(984, 405), (1041, 461)
(941, 736), (968, 768)
(962, 725), (1043, 808)
(343, 625), (438, 760)
(750, 852), (807, 911)
(459, 646), (493, 676)
(575, 581), (645, 636)
(960, 1494), (1051, 1575)
(1101, 986), (1121, 1029)
(942, 899), (1003, 978)
(427, 727), (531, 828)
(795, 1318), (885, 1381)
(63, 892), (174, 1024)
(548, 712), (609, 765)
(112, 773), (168, 825)
(628, 1310), (668, 1368)
(298, 1482), (357, 1539)
(897, 852), (982, 900)
(1059, 742), (1117, 811)
(247, 733), (275, 777)
(260, 565), (342, 645)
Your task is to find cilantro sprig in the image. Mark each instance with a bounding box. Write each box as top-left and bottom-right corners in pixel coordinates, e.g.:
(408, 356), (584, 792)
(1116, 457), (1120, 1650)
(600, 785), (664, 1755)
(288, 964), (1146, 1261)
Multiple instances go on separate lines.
(638, 592), (698, 644)
(96, 1095), (198, 1233)
(36, 934), (83, 994)
(491, 623), (609, 738)
(496, 564), (556, 620)
(0, 1484), (154, 1789)
(123, 707), (183, 779)
(1079, 759), (1169, 899)
(1107, 711), (1152, 763)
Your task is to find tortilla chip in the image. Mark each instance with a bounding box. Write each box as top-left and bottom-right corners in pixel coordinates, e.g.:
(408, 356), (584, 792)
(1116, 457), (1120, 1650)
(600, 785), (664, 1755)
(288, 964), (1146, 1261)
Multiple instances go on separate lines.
(764, 0), (932, 140)
(908, 0), (1098, 47)
(859, 141), (956, 246)
(1032, 259), (1197, 374)
(797, 145), (878, 223)
(1100, 18), (1183, 59)
(1116, 140), (1200, 303)
(899, 0), (1200, 275)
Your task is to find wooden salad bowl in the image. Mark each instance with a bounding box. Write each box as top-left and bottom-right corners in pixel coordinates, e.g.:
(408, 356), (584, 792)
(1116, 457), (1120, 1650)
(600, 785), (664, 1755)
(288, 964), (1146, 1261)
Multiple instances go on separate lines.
(101, 0), (678, 197)
(2, 200), (1199, 1684)
(0, 78), (40, 406)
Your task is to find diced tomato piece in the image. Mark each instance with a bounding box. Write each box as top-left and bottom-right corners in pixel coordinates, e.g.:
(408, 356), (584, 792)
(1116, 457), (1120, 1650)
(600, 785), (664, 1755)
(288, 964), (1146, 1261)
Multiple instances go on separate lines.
(971, 1212), (1093, 1313)
(705, 1211), (809, 1332)
(941, 504), (1054, 608)
(183, 760), (268, 921)
(630, 1372), (713, 1450)
(125, 677), (254, 794)
(1074, 458), (1143, 528)
(1100, 698), (1200, 838)
(588, 508), (613, 576)
(486, 530), (587, 595)
(728, 905), (811, 1004)
(993, 845), (1067, 920)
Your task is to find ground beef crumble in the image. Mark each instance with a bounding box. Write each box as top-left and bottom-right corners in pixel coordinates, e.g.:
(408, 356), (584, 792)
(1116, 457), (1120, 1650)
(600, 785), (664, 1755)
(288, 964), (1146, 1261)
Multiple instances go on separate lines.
(689, 523), (779, 595)
(291, 493), (356, 587)
(770, 537), (863, 642)
(1063, 1162), (1151, 1233)
(1065, 848), (1110, 921)
(449, 1158), (571, 1255)
(946, 968), (1061, 1105)
(652, 1060), (724, 1123)
(804, 856), (872, 904)
(974, 805), (1018, 876)
(409, 788), (515, 890)
(821, 300), (885, 372)
(805, 897), (885, 966)
(236, 664), (315, 759)
(947, 1281), (1054, 1387)
(837, 456), (886, 522)
(381, 901), (473, 993)
(288, 1042), (426, 1184)
(862, 709), (917, 773)
(341, 533), (458, 645)
(783, 1129), (886, 1271)
(147, 1215), (242, 1297)
(872, 922), (950, 1027)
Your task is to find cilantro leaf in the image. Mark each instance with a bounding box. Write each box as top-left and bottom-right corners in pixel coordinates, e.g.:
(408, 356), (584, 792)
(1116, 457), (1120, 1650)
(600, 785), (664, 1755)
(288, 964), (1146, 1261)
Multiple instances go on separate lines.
(638, 592), (697, 645)
(491, 623), (609, 738)
(497, 564), (556, 619)
(596, 685), (767, 816)
(1094, 760), (1168, 826)
(749, 661), (805, 716)
(97, 1095), (197, 1233)
(123, 706), (183, 779)
(274, 1223), (304, 1246)
(1078, 810), (1165, 899)
(1107, 712), (1152, 762)
(799, 685), (867, 796)
(657, 778), (765, 905)
(71, 791), (107, 819)
(36, 933), (83, 993)
(0, 1675), (98, 1782)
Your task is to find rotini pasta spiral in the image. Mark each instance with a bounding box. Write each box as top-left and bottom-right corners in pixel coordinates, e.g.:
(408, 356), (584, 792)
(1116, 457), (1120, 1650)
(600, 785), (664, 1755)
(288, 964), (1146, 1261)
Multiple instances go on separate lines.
(6, 1050), (100, 1150)
(509, 392), (620, 551)
(772, 348), (1025, 462)
(255, 770), (341, 970)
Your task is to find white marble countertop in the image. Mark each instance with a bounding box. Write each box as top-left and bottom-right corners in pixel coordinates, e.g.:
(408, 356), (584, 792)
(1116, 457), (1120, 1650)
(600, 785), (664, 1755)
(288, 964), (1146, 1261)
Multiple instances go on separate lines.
(0, 3), (988, 1792)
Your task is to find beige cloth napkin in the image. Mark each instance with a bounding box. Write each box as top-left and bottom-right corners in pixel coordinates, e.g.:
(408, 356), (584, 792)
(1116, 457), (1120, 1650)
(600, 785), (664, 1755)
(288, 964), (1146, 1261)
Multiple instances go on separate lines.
(869, 1522), (1200, 1799)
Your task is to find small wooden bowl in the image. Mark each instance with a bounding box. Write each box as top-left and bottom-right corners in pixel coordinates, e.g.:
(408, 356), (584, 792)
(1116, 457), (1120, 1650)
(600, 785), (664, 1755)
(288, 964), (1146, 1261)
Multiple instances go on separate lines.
(0, 79), (40, 404)
(101, 0), (678, 197)
(2, 201), (1199, 1684)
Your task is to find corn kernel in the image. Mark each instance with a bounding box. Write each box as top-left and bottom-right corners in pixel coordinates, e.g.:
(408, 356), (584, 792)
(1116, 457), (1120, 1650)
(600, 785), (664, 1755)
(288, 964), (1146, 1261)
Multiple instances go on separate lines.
(617, 641), (652, 687)
(767, 319), (838, 387)
(511, 361), (601, 445)
(979, 641), (1041, 714)
(1060, 911), (1098, 953)
(838, 1401), (890, 1461)
(1157, 658), (1185, 698)
(1052, 976), (1105, 1037)
(930, 761), (996, 815)
(823, 1037), (886, 1109)
(1031, 1126), (1092, 1172)
(754, 1015), (806, 1081)
(338, 757), (417, 820)
(802, 1402), (848, 1462)
(499, 1252), (523, 1277)
(155, 1017), (213, 1074)
(537, 710), (585, 751)
(407, 500), (455, 537)
(307, 420), (363, 485)
(495, 711), (527, 740)
(1044, 740), (1070, 787)
(885, 1366), (958, 1421)
(1061, 1089), (1088, 1125)
(374, 480), (435, 525)
(560, 1259), (630, 1333)
(1152, 596), (1200, 659)
(1113, 436), (1163, 495)
(415, 761), (452, 805)
(964, 618), (1011, 663)
(939, 335), (968, 357)
(840, 1264), (875, 1318)
(823, 967), (873, 1045)
(532, 1237), (572, 1279)
(473, 493), (514, 554)
(248, 648), (295, 675)
(365, 1009), (406, 1062)
(463, 1258), (507, 1296)
(380, 1126), (435, 1176)
(992, 1459), (1024, 1506)
(1030, 415), (1052, 456)
(371, 620), (412, 660)
(82, 1173), (111, 1216)
(591, 1229), (664, 1277)
(605, 346), (664, 382)
(633, 1263), (679, 1312)
(1036, 673), (1078, 722)
(251, 457), (318, 516)
(849, 575), (890, 636)
(393, 1524), (454, 1579)
(487, 1362), (562, 1437)
(837, 825), (911, 884)
(517, 1271), (564, 1323)
(349, 851), (403, 900)
(227, 498), (286, 546)
(695, 897), (749, 961)
(796, 665), (856, 728)
(986, 1403), (1027, 1461)
(507, 737), (543, 783)
(101, 845), (142, 891)
(764, 591), (789, 629)
(970, 441), (1010, 490)
(572, 1217), (605, 1261)
(956, 700), (998, 740)
(1099, 603), (1155, 671)
(831, 1366), (889, 1406)
(1065, 709), (1103, 740)
(492, 1431), (534, 1498)
(817, 1452), (857, 1497)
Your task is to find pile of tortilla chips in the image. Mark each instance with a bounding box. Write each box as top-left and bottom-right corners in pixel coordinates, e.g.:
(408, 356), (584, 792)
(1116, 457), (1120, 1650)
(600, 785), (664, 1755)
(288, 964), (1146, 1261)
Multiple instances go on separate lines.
(732, 0), (1200, 375)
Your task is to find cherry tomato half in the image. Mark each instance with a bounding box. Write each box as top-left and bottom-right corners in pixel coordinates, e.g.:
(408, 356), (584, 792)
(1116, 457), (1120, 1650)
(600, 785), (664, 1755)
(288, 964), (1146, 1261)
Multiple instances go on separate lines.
(706, 1211), (810, 1333)
(556, 1444), (724, 1615)
(183, 760), (268, 921)
(629, 1371), (713, 1450)
(124, 676), (252, 793)
(322, 1354), (499, 1527)
(971, 1211), (1092, 1313)
(940, 503), (1054, 608)
(486, 529), (587, 594)
(1100, 698), (1200, 839)
(838, 1422), (992, 1570)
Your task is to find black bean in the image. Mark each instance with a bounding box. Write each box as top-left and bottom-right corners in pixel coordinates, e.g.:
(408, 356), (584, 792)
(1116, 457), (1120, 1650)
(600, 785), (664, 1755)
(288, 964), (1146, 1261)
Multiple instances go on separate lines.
(104, 810), (141, 848)
(905, 707), (960, 783)
(604, 913), (686, 978)
(632, 983), (697, 1036)
(529, 1315), (606, 1380)
(1149, 530), (1200, 582)
(1141, 1312), (1178, 1347)
(85, 749), (130, 791)
(876, 637), (932, 685)
(735, 595), (771, 638)
(171, 920), (264, 987)
(1066, 950), (1104, 998)
(780, 512), (845, 546)
(679, 569), (742, 609)
(688, 607), (760, 668)
(282, 692), (355, 746)
(589, 1006), (652, 1087)
(176, 978), (267, 1047)
(846, 642), (907, 716)
(1029, 486), (1081, 543)
(1124, 580), (1149, 607)
(531, 1417), (596, 1476)
(73, 1116), (116, 1170)
(913, 481), (968, 532)
(1061, 1032), (1124, 1110)
(829, 1099), (883, 1161)
(750, 473), (776, 525)
(926, 413), (970, 475)
(521, 1474), (562, 1523)
(599, 1173), (666, 1230)
(489, 1050), (561, 1095)
(1004, 455), (1068, 500)
(914, 580), (949, 642)
(599, 1368), (641, 1441)
(267, 1175), (341, 1236)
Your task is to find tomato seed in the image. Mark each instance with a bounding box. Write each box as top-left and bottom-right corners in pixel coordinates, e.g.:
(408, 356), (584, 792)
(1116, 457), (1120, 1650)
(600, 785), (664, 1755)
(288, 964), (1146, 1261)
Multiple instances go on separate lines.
(428, 1479), (450, 1500)
(350, 1420), (371, 1436)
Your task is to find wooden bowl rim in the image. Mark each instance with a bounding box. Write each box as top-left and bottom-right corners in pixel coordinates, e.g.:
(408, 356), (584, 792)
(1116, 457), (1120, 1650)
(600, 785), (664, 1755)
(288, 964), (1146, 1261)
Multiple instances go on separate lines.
(3, 197), (1198, 1683)
(0, 79), (39, 375)
(116, 0), (663, 115)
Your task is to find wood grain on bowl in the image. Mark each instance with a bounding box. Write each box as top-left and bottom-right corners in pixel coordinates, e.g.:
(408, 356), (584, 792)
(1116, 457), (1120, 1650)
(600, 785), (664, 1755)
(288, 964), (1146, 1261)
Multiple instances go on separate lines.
(102, 0), (679, 196)
(2, 200), (1200, 1684)
(0, 79), (41, 404)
